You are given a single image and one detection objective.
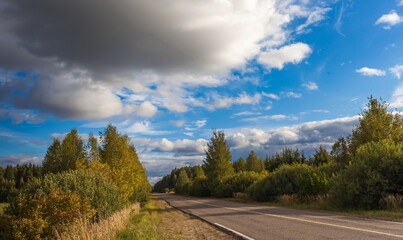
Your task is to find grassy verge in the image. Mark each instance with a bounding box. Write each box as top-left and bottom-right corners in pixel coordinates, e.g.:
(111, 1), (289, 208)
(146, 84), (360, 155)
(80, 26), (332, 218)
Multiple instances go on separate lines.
(225, 198), (403, 222)
(116, 199), (163, 240)
(0, 203), (9, 214)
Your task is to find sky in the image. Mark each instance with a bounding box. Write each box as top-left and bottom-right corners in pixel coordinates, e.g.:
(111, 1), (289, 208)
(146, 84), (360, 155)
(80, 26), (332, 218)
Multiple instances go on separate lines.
(1, 0), (403, 184)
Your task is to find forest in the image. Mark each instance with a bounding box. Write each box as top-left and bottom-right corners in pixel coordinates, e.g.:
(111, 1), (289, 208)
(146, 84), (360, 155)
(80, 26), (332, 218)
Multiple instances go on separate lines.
(154, 97), (403, 211)
(0, 125), (150, 239)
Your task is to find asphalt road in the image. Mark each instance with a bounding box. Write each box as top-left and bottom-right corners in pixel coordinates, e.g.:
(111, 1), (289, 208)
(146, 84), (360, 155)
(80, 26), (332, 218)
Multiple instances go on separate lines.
(157, 193), (403, 240)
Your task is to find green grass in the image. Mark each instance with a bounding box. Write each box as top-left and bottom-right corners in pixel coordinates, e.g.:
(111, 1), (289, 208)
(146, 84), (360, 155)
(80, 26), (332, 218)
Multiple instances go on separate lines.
(0, 203), (9, 214)
(225, 198), (403, 222)
(116, 200), (163, 240)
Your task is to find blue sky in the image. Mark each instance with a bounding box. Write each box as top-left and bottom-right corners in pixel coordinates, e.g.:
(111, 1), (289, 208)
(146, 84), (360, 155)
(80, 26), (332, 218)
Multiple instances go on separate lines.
(1, 0), (403, 183)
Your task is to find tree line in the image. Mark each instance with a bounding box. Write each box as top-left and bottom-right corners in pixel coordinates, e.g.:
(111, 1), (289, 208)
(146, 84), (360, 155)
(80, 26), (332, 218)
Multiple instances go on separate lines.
(154, 97), (403, 210)
(0, 125), (151, 239)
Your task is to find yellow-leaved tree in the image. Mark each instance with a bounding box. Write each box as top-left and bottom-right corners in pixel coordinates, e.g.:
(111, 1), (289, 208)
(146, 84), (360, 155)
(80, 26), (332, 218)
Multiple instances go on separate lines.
(100, 125), (151, 202)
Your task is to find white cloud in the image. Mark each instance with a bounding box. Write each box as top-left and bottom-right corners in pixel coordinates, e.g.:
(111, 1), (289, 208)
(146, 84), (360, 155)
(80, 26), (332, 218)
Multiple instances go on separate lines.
(242, 114), (293, 122)
(262, 92), (280, 100)
(0, 155), (43, 166)
(125, 101), (158, 118)
(390, 65), (403, 79)
(172, 120), (185, 127)
(296, 7), (332, 33)
(232, 111), (261, 117)
(355, 67), (386, 76)
(375, 11), (403, 29)
(258, 43), (312, 70)
(151, 138), (208, 156)
(284, 91), (302, 98)
(399, 0), (403, 6)
(125, 121), (172, 135)
(302, 82), (318, 90)
(390, 84), (403, 108)
(200, 92), (262, 110)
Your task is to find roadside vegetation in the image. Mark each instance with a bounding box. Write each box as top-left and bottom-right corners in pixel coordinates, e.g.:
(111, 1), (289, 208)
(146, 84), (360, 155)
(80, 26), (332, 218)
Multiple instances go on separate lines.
(0, 125), (151, 239)
(154, 97), (403, 220)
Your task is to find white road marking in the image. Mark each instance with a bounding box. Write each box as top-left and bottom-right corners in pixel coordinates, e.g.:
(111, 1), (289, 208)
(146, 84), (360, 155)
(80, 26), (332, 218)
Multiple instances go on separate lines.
(214, 222), (255, 240)
(183, 199), (403, 239)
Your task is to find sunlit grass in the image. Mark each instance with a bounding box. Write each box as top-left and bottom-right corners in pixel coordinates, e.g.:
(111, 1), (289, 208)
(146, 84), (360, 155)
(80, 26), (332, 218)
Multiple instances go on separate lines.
(116, 200), (163, 240)
(0, 203), (9, 214)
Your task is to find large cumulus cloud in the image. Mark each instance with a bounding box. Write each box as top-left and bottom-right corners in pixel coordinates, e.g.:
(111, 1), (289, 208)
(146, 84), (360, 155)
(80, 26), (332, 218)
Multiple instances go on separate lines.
(0, 0), (331, 120)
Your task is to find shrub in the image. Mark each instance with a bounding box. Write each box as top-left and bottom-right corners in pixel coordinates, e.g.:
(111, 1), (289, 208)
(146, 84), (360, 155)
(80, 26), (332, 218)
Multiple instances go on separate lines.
(190, 177), (210, 197)
(10, 170), (128, 220)
(216, 171), (266, 198)
(330, 140), (403, 209)
(249, 164), (328, 202)
(3, 189), (94, 240)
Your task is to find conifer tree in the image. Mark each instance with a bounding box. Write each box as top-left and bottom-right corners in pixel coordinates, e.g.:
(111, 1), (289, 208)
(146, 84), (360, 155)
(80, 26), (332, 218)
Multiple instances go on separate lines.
(175, 169), (190, 194)
(246, 151), (265, 173)
(233, 157), (247, 172)
(42, 138), (62, 174)
(311, 146), (332, 166)
(60, 129), (86, 171)
(204, 130), (234, 195)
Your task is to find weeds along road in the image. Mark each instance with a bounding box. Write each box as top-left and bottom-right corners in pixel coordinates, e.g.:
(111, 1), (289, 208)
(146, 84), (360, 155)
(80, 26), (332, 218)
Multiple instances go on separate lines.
(157, 193), (403, 240)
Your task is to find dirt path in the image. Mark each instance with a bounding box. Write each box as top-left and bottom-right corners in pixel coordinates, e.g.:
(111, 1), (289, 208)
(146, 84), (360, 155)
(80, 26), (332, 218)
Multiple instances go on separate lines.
(154, 197), (236, 240)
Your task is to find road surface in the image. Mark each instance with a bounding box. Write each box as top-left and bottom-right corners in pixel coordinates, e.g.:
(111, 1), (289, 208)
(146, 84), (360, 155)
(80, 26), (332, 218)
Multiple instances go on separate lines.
(157, 194), (403, 240)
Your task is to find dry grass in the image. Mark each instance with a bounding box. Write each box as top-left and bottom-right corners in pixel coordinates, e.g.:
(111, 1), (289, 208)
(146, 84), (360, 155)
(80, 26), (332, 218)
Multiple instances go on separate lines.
(56, 203), (140, 240)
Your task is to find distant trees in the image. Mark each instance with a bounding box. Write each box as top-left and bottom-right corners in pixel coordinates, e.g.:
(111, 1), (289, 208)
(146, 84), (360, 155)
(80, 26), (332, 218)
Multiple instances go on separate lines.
(0, 164), (42, 202)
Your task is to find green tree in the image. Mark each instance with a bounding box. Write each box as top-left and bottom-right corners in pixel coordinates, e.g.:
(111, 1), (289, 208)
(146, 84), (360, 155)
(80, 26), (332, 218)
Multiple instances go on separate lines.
(87, 132), (100, 162)
(100, 125), (150, 202)
(175, 169), (190, 194)
(310, 146), (332, 167)
(349, 96), (403, 155)
(60, 129), (86, 171)
(42, 139), (62, 174)
(204, 130), (234, 195)
(246, 151), (265, 173)
(331, 137), (350, 167)
(233, 157), (247, 173)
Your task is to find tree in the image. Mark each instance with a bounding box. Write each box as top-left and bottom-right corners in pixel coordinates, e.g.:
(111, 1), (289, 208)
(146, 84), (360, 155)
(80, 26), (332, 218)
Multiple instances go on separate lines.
(233, 157), (247, 173)
(60, 129), (86, 171)
(87, 133), (100, 162)
(349, 96), (403, 155)
(43, 139), (62, 174)
(331, 137), (350, 167)
(310, 146), (332, 167)
(204, 130), (234, 195)
(100, 125), (150, 202)
(246, 151), (265, 173)
(175, 169), (190, 194)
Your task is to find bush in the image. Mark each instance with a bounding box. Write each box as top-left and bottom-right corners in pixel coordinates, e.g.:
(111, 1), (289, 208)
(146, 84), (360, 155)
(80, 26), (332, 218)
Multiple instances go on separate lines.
(189, 177), (210, 197)
(3, 189), (95, 240)
(10, 170), (128, 220)
(249, 164), (328, 202)
(330, 140), (403, 209)
(215, 171), (266, 198)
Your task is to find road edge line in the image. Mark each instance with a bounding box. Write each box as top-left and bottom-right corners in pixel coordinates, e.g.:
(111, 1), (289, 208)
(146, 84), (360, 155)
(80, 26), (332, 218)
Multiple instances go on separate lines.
(158, 196), (250, 240)
(214, 223), (255, 240)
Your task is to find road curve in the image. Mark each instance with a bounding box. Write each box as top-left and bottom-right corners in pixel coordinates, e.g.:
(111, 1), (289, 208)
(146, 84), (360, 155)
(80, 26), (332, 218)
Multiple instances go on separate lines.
(156, 193), (403, 240)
